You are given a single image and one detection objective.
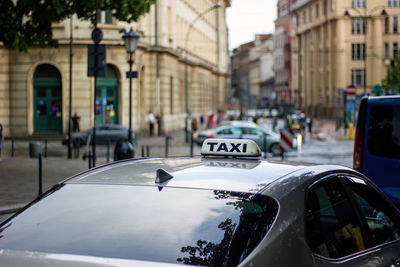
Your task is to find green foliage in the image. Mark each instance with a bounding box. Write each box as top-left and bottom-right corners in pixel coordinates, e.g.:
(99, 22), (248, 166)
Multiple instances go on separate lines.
(0, 0), (155, 52)
(382, 54), (400, 94)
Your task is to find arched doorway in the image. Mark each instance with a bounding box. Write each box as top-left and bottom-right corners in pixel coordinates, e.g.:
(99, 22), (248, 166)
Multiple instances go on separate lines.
(95, 65), (119, 125)
(33, 64), (62, 132)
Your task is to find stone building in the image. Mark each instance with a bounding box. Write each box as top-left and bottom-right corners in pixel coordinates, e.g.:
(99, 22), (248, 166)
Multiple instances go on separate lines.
(231, 34), (274, 112)
(290, 0), (398, 118)
(274, 0), (296, 112)
(0, 0), (230, 137)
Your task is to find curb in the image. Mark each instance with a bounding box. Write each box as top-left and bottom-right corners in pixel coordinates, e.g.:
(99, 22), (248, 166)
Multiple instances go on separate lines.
(0, 203), (26, 215)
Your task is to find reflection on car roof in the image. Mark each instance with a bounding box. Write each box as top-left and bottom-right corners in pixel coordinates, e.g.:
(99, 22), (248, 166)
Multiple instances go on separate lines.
(67, 157), (311, 193)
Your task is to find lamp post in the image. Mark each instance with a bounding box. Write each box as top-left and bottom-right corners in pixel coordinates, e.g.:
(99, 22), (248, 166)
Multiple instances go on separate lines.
(184, 3), (222, 142)
(122, 28), (140, 144)
(344, 7), (388, 94)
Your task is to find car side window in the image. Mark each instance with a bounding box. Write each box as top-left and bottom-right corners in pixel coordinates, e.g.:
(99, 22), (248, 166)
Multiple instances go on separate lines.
(241, 127), (260, 135)
(305, 177), (366, 259)
(217, 128), (233, 135)
(343, 177), (400, 247)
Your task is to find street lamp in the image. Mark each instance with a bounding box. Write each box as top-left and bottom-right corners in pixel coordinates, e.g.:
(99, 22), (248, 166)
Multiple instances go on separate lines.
(122, 28), (140, 144)
(344, 7), (388, 94)
(184, 3), (222, 142)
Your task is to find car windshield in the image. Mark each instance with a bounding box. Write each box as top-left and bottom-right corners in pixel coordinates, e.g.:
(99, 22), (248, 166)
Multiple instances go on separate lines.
(0, 184), (278, 266)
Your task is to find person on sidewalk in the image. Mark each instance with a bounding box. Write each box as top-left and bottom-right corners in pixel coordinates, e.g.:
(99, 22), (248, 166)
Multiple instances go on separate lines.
(147, 111), (155, 136)
(72, 112), (80, 132)
(191, 116), (198, 132)
(0, 122), (3, 160)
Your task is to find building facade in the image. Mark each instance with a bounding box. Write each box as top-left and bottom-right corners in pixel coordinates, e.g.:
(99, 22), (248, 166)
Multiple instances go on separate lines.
(230, 34), (274, 112)
(0, 0), (230, 137)
(274, 0), (295, 113)
(290, 0), (399, 118)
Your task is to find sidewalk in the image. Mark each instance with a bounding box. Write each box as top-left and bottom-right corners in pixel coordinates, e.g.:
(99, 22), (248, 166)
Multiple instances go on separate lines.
(0, 129), (196, 217)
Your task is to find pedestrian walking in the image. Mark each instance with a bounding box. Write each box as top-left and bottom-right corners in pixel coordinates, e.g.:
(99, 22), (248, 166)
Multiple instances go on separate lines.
(191, 116), (198, 132)
(72, 112), (80, 132)
(199, 114), (205, 129)
(307, 117), (313, 134)
(0, 122), (3, 160)
(148, 111), (155, 136)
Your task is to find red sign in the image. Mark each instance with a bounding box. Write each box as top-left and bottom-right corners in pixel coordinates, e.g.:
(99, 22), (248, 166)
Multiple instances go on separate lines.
(346, 85), (356, 95)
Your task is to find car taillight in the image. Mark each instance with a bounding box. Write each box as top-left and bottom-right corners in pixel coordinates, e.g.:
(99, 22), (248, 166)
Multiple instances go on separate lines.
(208, 135), (213, 138)
(353, 128), (363, 171)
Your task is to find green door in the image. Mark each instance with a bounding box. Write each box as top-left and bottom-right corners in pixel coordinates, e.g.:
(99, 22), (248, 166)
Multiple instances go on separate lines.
(95, 79), (118, 125)
(34, 80), (62, 132)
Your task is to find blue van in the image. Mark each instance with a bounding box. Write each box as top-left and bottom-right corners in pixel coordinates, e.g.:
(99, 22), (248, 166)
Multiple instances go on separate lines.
(354, 96), (400, 209)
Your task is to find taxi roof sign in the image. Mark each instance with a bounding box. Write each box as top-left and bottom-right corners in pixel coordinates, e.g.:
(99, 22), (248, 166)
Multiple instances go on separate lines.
(201, 139), (261, 158)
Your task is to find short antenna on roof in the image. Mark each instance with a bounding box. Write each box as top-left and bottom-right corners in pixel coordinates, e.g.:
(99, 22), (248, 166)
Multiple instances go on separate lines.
(155, 168), (173, 184)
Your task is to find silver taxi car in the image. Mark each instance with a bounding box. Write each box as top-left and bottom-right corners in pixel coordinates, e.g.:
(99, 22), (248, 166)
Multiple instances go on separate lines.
(0, 139), (400, 267)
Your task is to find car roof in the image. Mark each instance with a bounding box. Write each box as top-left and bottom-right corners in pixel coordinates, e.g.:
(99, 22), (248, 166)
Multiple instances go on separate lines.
(65, 157), (347, 194)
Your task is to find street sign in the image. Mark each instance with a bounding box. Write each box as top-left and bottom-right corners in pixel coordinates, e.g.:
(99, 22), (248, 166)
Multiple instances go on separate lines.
(346, 85), (356, 95)
(91, 28), (103, 43)
(87, 44), (106, 77)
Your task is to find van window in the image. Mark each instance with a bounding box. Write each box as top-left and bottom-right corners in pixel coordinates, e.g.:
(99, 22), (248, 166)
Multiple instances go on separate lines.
(367, 106), (400, 159)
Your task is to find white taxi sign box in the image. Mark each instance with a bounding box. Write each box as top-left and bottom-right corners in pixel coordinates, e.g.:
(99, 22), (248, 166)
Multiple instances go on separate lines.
(201, 139), (261, 158)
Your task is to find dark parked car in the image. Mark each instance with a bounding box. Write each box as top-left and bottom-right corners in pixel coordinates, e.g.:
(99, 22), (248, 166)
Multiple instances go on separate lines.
(354, 96), (400, 209)
(1, 139), (399, 266)
(63, 124), (136, 147)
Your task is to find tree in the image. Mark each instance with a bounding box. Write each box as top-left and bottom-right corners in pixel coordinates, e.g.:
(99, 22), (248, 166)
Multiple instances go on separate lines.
(0, 0), (155, 52)
(382, 54), (400, 94)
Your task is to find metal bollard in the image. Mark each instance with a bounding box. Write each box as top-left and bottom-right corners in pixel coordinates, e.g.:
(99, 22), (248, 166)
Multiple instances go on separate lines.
(11, 138), (14, 157)
(44, 139), (48, 158)
(107, 140), (110, 163)
(88, 151), (92, 169)
(38, 152), (43, 196)
(165, 136), (169, 158)
(141, 146), (145, 157)
(190, 132), (194, 157)
(263, 135), (267, 159)
(146, 145), (150, 157)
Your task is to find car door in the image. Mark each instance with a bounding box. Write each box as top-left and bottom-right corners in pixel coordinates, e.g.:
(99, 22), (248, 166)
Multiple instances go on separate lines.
(240, 127), (266, 150)
(304, 174), (400, 267)
(95, 126), (108, 144)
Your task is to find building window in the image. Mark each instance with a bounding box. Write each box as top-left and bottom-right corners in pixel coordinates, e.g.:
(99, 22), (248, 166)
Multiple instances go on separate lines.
(352, 69), (366, 87)
(331, 0), (335, 11)
(394, 16), (398, 33)
(352, 43), (366, 60)
(385, 16), (389, 34)
(316, 4), (320, 18)
(352, 0), (366, 7)
(323, 0), (327, 15)
(351, 18), (366, 34)
(303, 11), (306, 24)
(385, 42), (390, 59)
(388, 0), (400, 7)
(394, 42), (398, 58)
(97, 10), (114, 24)
(309, 7), (313, 22)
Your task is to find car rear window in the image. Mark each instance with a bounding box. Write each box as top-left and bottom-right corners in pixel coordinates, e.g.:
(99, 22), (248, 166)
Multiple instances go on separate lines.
(367, 106), (400, 159)
(0, 184), (278, 266)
